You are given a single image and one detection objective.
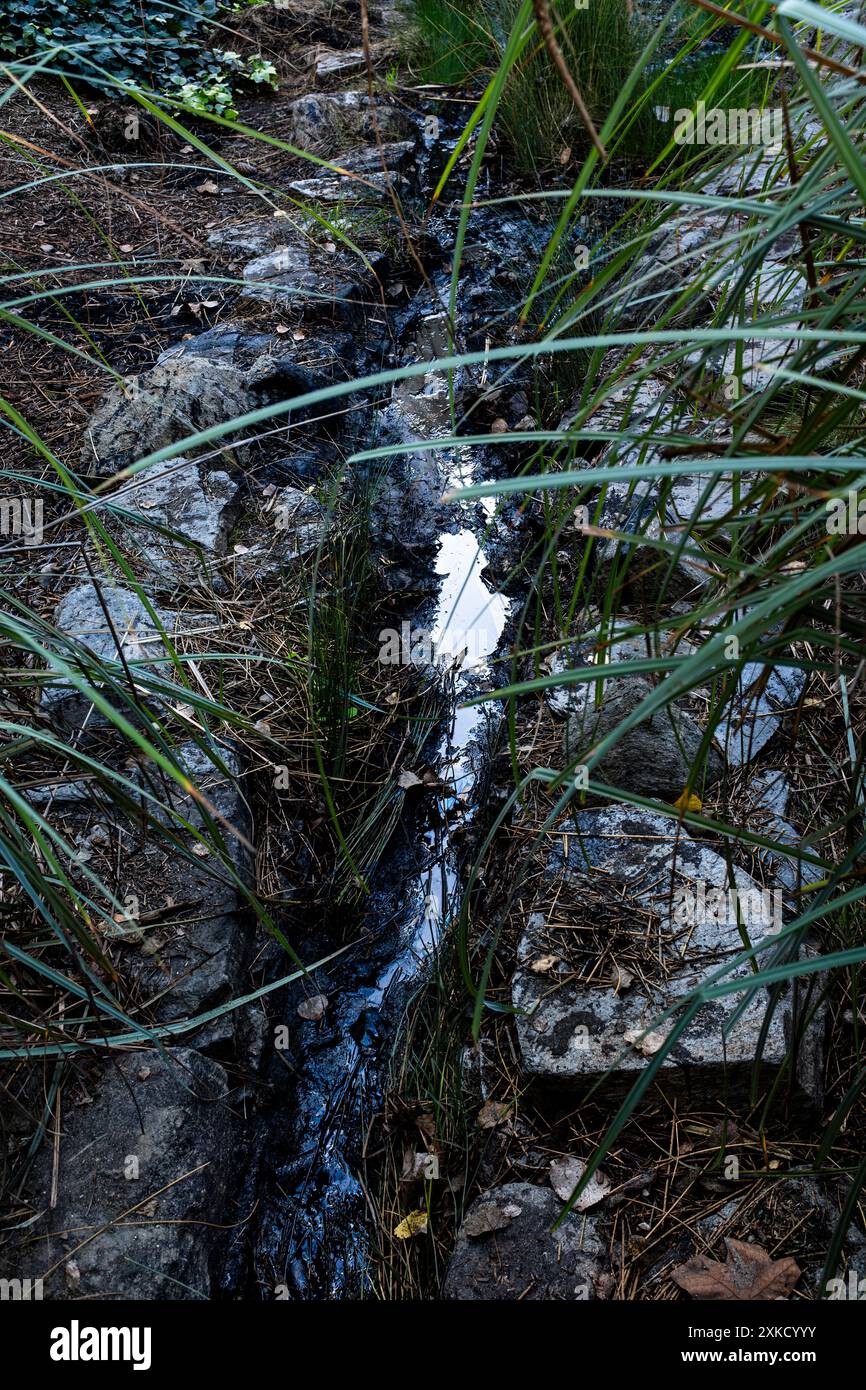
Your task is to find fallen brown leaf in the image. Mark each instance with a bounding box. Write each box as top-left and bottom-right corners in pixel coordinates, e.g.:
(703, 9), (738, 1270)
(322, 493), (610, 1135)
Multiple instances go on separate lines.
(463, 1203), (519, 1238)
(476, 1099), (509, 1129)
(672, 1238), (800, 1301)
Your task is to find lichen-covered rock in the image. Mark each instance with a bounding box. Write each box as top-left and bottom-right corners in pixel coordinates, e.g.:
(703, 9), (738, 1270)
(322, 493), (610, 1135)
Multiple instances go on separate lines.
(228, 485), (330, 584)
(240, 241), (384, 316)
(209, 216), (387, 317)
(82, 357), (256, 475)
(443, 1183), (610, 1300)
(24, 738), (252, 1032)
(110, 460), (242, 588)
(42, 580), (208, 729)
(120, 740), (253, 1027)
(512, 805), (824, 1104)
(285, 91), (413, 156)
(717, 662), (807, 767)
(1, 1048), (239, 1299)
(591, 468), (717, 607)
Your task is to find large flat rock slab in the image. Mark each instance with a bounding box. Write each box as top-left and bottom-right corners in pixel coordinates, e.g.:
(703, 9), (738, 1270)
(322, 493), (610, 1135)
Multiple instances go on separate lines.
(513, 806), (823, 1104)
(26, 740), (252, 1031)
(443, 1183), (609, 1300)
(2, 1048), (239, 1300)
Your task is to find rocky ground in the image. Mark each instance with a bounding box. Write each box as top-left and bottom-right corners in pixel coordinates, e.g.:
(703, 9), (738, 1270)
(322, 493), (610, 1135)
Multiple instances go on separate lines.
(0, 0), (864, 1303)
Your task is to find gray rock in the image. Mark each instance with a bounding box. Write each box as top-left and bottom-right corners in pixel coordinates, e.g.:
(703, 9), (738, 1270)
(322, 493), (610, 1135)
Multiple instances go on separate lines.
(751, 768), (791, 820)
(665, 470), (739, 532)
(286, 91), (412, 157)
(559, 350), (672, 436)
(109, 460), (242, 587)
(314, 46), (368, 86)
(82, 357), (256, 475)
(228, 485), (330, 584)
(545, 622), (697, 720)
(3, 1048), (238, 1299)
(443, 1183), (609, 1300)
(612, 210), (733, 328)
(744, 769), (807, 899)
(123, 740), (253, 1025)
(42, 581), (208, 729)
(207, 217), (292, 258)
(238, 238), (383, 315)
(592, 469), (717, 606)
(512, 805), (823, 1104)
(719, 662), (806, 766)
(208, 217), (385, 317)
(25, 738), (252, 1028)
(368, 312), (459, 550)
(564, 673), (723, 802)
(334, 140), (416, 174)
(286, 172), (396, 203)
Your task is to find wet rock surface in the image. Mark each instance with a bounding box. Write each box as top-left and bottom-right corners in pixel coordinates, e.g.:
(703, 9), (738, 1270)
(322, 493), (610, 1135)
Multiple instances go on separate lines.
(444, 1183), (610, 1300)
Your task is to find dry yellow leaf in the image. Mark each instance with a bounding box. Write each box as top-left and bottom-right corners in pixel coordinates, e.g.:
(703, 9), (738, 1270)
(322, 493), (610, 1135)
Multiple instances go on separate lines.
(393, 1209), (428, 1240)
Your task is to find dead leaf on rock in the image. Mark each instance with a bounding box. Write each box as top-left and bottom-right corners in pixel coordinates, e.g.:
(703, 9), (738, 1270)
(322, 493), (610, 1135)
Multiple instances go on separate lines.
(463, 1203), (515, 1238)
(401, 1149), (440, 1183)
(623, 1025), (670, 1056)
(549, 1156), (611, 1210)
(297, 993), (328, 1021)
(393, 1209), (428, 1240)
(672, 1238), (800, 1301)
(476, 1098), (509, 1129)
(530, 953), (560, 974)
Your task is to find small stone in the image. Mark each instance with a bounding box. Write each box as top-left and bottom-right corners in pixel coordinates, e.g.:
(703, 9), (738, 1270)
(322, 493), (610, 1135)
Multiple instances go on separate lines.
(444, 1183), (609, 1300)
